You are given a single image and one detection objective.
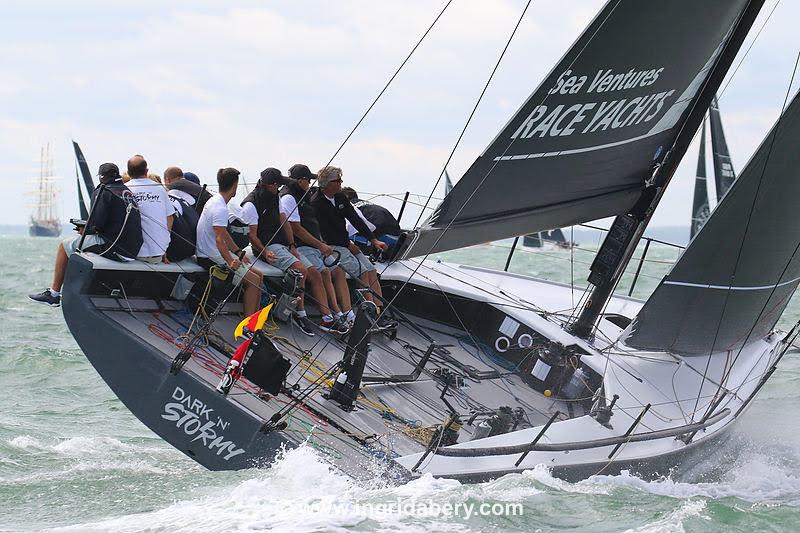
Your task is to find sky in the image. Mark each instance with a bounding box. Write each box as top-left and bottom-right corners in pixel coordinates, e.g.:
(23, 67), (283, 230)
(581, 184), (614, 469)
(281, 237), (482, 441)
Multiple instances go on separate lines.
(2, 0), (798, 230)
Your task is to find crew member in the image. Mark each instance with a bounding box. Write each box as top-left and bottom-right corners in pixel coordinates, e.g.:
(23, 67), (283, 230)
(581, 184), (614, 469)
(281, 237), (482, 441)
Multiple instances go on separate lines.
(282, 164), (354, 327)
(195, 167), (264, 317)
(29, 163), (143, 307)
(125, 155), (175, 263)
(311, 166), (395, 327)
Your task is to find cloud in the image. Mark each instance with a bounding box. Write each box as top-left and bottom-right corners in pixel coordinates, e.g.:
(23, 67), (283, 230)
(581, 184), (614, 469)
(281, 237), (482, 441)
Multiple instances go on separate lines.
(1, 0), (798, 233)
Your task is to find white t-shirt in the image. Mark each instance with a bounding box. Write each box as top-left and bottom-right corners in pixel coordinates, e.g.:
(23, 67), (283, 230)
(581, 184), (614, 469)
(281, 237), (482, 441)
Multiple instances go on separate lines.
(196, 193), (231, 258)
(239, 202), (260, 226)
(346, 205), (377, 237)
(126, 178), (176, 257)
(279, 194), (300, 223)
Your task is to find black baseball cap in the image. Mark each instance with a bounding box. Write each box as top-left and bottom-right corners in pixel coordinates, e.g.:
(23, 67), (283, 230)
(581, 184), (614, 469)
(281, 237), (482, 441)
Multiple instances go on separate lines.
(288, 163), (316, 181)
(259, 167), (291, 186)
(98, 162), (120, 180)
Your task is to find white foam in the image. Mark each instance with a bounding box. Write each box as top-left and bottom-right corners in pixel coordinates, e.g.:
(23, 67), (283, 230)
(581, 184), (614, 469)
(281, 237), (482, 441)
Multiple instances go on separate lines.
(623, 500), (707, 533)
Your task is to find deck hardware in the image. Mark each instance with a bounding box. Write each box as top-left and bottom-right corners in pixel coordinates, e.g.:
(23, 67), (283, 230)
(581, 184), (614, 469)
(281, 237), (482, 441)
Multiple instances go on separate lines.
(607, 403), (651, 459)
(514, 410), (560, 467)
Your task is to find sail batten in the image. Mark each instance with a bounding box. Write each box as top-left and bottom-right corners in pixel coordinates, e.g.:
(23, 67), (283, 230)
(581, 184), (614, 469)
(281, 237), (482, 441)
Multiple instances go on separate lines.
(397, 0), (763, 259)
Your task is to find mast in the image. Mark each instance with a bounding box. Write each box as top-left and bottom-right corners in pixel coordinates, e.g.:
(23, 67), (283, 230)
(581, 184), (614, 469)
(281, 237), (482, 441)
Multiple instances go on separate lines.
(569, 2), (764, 339)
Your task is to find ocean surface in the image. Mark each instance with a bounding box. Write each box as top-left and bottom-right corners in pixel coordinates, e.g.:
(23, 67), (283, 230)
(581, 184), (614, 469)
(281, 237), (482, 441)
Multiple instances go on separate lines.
(2, 234), (800, 532)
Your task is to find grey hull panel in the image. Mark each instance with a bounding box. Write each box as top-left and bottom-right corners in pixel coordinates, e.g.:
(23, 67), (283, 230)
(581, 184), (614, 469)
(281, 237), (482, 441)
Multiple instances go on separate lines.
(62, 254), (291, 471)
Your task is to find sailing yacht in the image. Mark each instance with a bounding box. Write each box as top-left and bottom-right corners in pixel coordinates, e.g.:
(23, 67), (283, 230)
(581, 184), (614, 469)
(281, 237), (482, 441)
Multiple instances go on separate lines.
(60, 0), (800, 482)
(691, 96), (737, 238)
(28, 144), (61, 237)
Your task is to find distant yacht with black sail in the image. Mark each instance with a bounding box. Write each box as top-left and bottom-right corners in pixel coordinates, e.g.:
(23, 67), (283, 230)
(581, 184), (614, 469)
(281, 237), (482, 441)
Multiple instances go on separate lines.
(691, 95), (736, 238)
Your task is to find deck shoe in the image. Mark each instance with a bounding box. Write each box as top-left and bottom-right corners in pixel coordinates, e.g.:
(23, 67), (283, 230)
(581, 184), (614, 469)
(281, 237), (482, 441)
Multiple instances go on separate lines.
(28, 289), (61, 307)
(292, 313), (317, 337)
(320, 316), (350, 335)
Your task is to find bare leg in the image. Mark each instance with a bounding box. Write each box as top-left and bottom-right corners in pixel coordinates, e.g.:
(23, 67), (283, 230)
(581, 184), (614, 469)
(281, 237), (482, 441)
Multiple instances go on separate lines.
(52, 244), (68, 292)
(366, 270), (384, 310)
(332, 267), (351, 313)
(291, 261), (308, 312)
(305, 267), (332, 316)
(242, 269), (263, 316)
(320, 269), (341, 314)
(358, 272), (374, 303)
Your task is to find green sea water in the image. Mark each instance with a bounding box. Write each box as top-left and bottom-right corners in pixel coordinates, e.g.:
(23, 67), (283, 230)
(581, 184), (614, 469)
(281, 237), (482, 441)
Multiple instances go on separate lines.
(2, 235), (800, 532)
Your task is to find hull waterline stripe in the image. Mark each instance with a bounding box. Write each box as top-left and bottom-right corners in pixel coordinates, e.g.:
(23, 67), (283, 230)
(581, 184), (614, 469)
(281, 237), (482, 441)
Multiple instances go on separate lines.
(663, 275), (800, 291)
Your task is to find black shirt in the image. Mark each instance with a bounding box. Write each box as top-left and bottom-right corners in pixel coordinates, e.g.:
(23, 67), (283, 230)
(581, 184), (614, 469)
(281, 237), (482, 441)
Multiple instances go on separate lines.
(352, 199), (401, 237)
(88, 178), (143, 259)
(311, 191), (376, 247)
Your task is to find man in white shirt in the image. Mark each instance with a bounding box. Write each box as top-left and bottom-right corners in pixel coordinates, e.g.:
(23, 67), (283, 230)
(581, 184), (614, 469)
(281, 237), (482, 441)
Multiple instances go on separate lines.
(125, 155), (175, 263)
(196, 167), (265, 317)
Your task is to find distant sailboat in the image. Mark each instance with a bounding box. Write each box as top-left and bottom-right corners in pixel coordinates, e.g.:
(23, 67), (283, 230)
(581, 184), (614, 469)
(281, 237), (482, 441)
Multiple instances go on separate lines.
(28, 144), (61, 237)
(444, 170), (454, 195)
(691, 96), (736, 238)
(72, 141), (96, 221)
(522, 228), (576, 249)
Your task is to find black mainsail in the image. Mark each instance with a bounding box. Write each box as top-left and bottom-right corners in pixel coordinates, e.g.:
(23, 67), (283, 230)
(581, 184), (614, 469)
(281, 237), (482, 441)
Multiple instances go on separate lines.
(72, 141), (95, 208)
(690, 121), (711, 239)
(709, 95), (737, 200)
(397, 0), (764, 259)
(628, 91), (800, 355)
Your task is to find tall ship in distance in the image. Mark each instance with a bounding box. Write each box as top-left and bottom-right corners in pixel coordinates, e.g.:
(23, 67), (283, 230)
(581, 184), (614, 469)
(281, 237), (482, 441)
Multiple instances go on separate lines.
(28, 143), (61, 237)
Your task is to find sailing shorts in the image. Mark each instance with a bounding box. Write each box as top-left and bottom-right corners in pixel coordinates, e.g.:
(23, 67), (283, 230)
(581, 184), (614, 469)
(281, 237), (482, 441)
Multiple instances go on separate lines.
(62, 234), (106, 257)
(331, 245), (375, 279)
(298, 246), (331, 272)
(197, 255), (250, 286)
(266, 244), (308, 272)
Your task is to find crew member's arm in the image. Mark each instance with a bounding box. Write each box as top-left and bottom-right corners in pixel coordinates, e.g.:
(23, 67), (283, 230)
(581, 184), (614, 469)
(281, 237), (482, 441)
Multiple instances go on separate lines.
(249, 225), (265, 256)
(214, 226), (240, 267)
(289, 222), (332, 256)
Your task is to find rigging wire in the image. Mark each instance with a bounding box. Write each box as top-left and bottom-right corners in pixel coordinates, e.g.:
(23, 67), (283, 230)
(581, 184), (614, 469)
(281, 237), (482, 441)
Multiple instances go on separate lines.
(691, 46), (800, 422)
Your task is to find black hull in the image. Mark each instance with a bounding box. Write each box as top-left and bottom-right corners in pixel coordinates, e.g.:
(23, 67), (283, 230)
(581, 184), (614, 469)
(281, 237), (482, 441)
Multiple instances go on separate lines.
(62, 254), (291, 471)
(29, 223), (61, 237)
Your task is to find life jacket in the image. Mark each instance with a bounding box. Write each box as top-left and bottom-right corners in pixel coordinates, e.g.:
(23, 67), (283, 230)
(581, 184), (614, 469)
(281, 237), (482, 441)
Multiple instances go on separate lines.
(166, 197), (198, 262)
(281, 182), (321, 247)
(242, 188), (288, 247)
(169, 178), (213, 215)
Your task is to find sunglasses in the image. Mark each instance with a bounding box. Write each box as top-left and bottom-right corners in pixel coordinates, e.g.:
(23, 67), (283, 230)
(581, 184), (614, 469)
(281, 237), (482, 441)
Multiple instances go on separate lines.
(329, 178), (343, 183)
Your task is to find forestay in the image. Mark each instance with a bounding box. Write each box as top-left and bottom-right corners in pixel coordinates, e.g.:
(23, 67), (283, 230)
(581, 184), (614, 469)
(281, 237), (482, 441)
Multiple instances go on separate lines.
(627, 92), (800, 355)
(398, 0), (762, 258)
